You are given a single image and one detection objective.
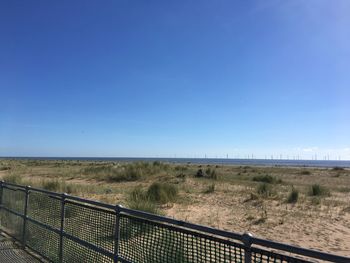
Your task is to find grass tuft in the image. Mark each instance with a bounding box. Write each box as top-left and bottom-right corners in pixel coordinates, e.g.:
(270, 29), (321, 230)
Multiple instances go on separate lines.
(41, 180), (63, 192)
(127, 182), (178, 214)
(205, 168), (217, 180)
(300, 170), (311, 175)
(0, 166), (11, 171)
(2, 173), (22, 184)
(147, 182), (178, 204)
(195, 169), (204, 177)
(310, 196), (321, 205)
(127, 186), (160, 214)
(287, 187), (299, 203)
(257, 183), (273, 197)
(309, 184), (330, 196)
(252, 174), (282, 184)
(82, 161), (169, 182)
(106, 166), (142, 182)
(203, 184), (215, 194)
(332, 166), (344, 171)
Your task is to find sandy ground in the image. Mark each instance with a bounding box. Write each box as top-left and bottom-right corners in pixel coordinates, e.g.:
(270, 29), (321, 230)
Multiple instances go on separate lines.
(165, 184), (350, 257)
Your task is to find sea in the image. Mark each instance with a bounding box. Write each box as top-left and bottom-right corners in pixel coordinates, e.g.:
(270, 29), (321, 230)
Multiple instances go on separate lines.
(1, 157), (350, 168)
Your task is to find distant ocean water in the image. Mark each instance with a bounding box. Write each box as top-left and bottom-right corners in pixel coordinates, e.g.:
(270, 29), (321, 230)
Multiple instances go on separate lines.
(2, 157), (350, 168)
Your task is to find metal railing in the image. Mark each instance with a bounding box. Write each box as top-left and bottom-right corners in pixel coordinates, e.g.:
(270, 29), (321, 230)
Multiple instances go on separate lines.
(0, 181), (349, 263)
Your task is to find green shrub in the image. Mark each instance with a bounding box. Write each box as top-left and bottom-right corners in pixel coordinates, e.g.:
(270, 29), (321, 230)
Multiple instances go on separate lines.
(287, 187), (299, 203)
(129, 186), (146, 202)
(147, 182), (178, 204)
(196, 168), (217, 179)
(195, 169), (204, 177)
(309, 184), (330, 196)
(127, 186), (160, 214)
(152, 161), (161, 166)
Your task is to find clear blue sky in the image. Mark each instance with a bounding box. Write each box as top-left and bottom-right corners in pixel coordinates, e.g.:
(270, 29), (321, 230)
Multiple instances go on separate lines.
(1, 0), (349, 159)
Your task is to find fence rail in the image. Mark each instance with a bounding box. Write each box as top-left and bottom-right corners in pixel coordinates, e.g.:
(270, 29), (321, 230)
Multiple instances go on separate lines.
(0, 181), (349, 263)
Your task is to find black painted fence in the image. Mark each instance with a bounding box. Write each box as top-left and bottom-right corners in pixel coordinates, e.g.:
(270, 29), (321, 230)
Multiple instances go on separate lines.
(0, 181), (348, 263)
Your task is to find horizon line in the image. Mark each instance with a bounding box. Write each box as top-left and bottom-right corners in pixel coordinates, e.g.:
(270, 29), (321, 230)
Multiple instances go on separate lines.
(1, 156), (349, 162)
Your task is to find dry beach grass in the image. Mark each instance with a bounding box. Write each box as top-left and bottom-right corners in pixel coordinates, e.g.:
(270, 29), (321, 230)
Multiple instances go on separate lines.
(0, 159), (349, 257)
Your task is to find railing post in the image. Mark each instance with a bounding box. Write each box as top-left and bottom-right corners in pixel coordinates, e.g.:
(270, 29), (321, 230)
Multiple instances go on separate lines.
(0, 181), (3, 229)
(59, 193), (67, 263)
(243, 232), (253, 263)
(0, 181), (3, 209)
(22, 185), (30, 248)
(114, 205), (122, 263)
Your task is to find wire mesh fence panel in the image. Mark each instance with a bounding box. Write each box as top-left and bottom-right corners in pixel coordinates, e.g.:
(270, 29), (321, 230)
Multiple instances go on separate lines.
(0, 186), (25, 241)
(64, 200), (116, 254)
(24, 190), (62, 262)
(0, 209), (24, 241)
(62, 236), (114, 263)
(118, 214), (245, 263)
(25, 220), (60, 263)
(2, 186), (25, 214)
(27, 190), (61, 229)
(251, 247), (312, 263)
